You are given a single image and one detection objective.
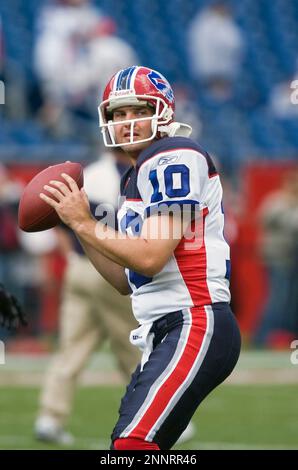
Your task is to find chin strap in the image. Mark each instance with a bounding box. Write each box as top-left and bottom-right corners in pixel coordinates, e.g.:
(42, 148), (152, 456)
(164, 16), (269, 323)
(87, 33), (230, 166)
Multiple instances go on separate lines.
(158, 121), (192, 138)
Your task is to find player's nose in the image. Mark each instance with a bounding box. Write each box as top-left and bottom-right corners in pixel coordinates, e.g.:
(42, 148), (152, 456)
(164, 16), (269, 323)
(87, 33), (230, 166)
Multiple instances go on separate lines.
(126, 112), (136, 121)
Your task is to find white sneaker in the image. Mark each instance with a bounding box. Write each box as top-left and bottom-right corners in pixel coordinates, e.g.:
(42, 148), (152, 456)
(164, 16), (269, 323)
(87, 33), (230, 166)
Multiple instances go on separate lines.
(176, 421), (196, 445)
(34, 415), (74, 446)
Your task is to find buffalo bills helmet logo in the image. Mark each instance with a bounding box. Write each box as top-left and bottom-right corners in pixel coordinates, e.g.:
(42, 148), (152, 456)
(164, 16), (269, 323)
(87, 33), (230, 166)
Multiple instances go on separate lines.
(147, 70), (174, 103)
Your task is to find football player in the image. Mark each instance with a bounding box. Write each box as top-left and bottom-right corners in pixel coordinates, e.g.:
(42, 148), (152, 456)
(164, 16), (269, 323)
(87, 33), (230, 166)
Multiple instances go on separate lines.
(40, 66), (241, 450)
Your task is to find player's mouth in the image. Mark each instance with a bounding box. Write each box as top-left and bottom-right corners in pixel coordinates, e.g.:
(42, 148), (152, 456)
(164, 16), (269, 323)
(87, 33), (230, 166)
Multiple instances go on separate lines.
(123, 132), (140, 140)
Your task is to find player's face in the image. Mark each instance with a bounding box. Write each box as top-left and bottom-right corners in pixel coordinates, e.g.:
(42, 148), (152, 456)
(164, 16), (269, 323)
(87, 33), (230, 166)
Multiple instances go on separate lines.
(112, 105), (155, 153)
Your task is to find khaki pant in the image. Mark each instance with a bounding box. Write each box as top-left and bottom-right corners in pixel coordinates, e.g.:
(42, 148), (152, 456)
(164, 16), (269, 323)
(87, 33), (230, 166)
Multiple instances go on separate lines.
(38, 253), (139, 424)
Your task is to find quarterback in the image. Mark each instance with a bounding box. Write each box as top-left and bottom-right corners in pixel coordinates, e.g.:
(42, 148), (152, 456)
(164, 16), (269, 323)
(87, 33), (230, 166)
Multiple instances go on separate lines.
(40, 66), (241, 450)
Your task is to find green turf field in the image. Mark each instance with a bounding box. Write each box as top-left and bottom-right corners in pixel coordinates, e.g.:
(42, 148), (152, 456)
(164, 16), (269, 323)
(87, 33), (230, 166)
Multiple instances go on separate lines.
(0, 383), (297, 450)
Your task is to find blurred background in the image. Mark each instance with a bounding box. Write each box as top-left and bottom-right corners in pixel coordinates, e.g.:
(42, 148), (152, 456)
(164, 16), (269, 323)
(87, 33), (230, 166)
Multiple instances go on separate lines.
(0, 0), (298, 450)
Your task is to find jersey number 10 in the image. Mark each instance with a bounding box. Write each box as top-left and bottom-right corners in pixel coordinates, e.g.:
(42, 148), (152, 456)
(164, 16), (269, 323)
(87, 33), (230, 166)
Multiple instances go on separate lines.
(149, 164), (190, 203)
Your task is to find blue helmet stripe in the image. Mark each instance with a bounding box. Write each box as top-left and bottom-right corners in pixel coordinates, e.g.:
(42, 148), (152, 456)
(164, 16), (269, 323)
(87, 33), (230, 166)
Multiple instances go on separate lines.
(116, 69), (125, 90)
(116, 66), (137, 90)
(126, 66), (137, 89)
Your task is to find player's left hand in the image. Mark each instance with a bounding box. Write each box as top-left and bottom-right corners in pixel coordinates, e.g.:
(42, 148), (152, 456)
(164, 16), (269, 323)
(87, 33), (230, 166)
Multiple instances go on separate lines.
(39, 173), (93, 230)
(0, 284), (27, 329)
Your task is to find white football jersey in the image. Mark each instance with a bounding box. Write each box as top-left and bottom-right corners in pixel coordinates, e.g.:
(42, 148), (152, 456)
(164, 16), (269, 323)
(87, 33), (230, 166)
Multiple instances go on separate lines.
(117, 137), (231, 324)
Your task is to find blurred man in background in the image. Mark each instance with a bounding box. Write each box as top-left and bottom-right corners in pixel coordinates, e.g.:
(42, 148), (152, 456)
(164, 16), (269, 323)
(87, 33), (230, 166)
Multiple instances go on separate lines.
(34, 149), (140, 445)
(254, 170), (298, 347)
(31, 0), (141, 445)
(34, 0), (137, 140)
(188, 1), (244, 102)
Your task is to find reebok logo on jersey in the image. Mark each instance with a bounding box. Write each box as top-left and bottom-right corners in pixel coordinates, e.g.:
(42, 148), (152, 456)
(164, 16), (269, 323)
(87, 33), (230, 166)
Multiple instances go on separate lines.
(158, 155), (179, 165)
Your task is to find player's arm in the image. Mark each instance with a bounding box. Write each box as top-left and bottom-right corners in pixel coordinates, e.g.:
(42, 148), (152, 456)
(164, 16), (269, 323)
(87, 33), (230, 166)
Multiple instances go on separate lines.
(75, 212), (184, 277)
(39, 174), (185, 277)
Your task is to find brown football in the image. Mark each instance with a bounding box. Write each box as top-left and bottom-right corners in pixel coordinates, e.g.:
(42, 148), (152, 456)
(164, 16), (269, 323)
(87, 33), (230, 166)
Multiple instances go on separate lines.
(18, 162), (84, 232)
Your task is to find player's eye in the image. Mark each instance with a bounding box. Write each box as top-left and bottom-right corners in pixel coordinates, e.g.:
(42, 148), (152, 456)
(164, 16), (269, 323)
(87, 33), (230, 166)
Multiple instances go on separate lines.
(113, 113), (125, 121)
(136, 109), (148, 116)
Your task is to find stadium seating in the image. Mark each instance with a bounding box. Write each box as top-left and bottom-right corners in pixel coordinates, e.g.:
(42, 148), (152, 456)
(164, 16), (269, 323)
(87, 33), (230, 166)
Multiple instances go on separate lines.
(0, 0), (298, 166)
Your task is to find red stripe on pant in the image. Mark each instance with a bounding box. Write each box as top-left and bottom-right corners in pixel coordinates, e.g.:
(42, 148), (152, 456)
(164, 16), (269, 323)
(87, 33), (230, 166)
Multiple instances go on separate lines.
(127, 307), (208, 439)
(114, 437), (160, 450)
